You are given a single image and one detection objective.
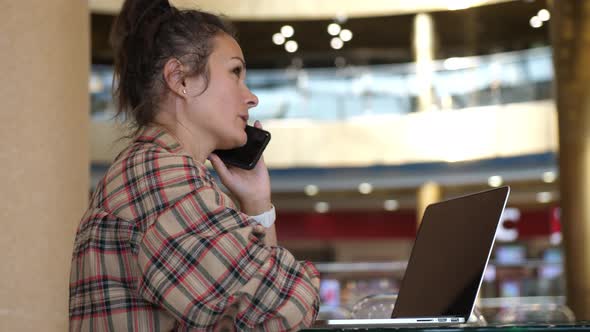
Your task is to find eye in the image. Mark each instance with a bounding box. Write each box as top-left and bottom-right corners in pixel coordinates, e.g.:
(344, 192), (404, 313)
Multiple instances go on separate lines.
(232, 66), (242, 77)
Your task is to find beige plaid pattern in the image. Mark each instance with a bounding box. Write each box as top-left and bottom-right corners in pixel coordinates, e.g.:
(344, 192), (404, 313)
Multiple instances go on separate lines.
(70, 127), (320, 331)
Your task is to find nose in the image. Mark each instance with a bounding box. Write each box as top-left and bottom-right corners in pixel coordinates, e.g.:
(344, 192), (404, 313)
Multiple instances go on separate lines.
(245, 88), (258, 108)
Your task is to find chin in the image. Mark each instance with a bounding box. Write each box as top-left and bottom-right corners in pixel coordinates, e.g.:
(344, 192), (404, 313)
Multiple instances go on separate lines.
(236, 132), (248, 146)
(221, 133), (247, 150)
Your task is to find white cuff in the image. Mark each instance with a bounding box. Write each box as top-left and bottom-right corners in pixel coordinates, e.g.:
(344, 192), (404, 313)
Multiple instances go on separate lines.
(251, 205), (276, 228)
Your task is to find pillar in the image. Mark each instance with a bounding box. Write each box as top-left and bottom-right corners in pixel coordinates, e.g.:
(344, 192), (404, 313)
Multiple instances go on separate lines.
(413, 13), (436, 112)
(416, 181), (442, 227)
(0, 2), (89, 330)
(549, 0), (590, 320)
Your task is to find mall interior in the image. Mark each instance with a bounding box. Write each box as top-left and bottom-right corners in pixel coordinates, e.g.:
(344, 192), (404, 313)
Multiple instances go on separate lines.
(2, 0), (590, 330)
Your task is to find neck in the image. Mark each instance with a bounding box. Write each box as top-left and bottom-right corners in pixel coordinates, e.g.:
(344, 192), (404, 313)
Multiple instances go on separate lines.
(172, 121), (214, 164)
(154, 100), (214, 164)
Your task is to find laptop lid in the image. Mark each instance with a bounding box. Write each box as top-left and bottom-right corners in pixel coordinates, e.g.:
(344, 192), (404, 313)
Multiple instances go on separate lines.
(391, 186), (510, 320)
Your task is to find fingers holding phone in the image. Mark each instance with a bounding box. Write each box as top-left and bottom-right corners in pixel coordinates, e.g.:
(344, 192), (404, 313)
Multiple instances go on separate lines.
(250, 120), (268, 169)
(213, 123), (270, 170)
(209, 121), (272, 215)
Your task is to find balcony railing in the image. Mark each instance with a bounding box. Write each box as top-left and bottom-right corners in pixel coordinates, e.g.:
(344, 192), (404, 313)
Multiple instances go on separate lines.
(90, 47), (554, 121)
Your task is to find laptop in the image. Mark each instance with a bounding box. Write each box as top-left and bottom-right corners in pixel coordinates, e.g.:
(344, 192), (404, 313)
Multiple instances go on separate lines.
(317, 186), (510, 328)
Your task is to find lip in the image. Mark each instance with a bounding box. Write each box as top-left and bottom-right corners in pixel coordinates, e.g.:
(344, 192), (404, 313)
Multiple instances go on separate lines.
(239, 114), (249, 123)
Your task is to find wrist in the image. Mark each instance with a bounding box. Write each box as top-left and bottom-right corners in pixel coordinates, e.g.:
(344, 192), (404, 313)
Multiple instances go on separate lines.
(251, 205), (276, 228)
(241, 198), (272, 215)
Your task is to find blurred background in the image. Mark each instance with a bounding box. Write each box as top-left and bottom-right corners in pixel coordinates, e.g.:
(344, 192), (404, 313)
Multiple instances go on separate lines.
(3, 0), (590, 330)
(89, 0), (567, 324)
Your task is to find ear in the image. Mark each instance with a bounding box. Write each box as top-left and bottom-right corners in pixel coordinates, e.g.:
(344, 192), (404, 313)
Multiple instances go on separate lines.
(163, 58), (186, 98)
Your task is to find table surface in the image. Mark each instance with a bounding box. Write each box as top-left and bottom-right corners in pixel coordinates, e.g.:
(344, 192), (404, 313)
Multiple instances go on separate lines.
(303, 321), (590, 331)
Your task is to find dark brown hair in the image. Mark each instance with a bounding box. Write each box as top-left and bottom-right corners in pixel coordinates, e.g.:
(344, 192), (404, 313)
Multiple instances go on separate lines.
(110, 0), (235, 135)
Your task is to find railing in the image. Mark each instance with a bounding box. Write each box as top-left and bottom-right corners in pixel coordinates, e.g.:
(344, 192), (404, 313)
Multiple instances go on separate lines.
(90, 47), (554, 121)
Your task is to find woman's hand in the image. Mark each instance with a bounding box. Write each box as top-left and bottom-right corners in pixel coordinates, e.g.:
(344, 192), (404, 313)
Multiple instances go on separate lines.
(208, 120), (272, 215)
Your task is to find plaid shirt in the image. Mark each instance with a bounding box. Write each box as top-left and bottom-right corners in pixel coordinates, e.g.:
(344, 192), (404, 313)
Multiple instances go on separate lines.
(69, 127), (320, 331)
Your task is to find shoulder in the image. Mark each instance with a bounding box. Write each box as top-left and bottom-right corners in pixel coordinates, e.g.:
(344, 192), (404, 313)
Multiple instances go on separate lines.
(98, 139), (215, 222)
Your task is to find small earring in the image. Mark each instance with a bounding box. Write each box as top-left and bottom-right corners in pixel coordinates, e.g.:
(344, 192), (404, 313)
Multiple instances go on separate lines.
(182, 89), (187, 94)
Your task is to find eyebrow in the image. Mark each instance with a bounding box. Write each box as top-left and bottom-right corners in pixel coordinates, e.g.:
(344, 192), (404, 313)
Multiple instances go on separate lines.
(231, 57), (246, 67)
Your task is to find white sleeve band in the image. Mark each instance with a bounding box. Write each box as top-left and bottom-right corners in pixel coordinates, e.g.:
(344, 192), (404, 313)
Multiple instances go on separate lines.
(251, 205), (276, 228)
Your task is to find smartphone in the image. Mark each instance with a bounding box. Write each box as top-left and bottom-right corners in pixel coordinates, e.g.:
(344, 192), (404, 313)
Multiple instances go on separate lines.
(213, 125), (271, 170)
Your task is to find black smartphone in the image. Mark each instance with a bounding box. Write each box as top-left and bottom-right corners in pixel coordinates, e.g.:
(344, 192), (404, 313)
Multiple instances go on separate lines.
(213, 125), (271, 170)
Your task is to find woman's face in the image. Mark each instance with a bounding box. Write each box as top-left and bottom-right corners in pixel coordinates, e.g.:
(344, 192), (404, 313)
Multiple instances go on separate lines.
(183, 33), (259, 150)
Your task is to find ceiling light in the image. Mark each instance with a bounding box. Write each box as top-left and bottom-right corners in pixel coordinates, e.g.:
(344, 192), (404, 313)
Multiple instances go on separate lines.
(304, 184), (319, 196)
(281, 25), (294, 38)
(542, 171), (557, 183)
(488, 175), (503, 187)
(384, 199), (399, 211)
(330, 37), (344, 50)
(530, 16), (543, 28)
(285, 40), (298, 53)
(358, 182), (373, 195)
(339, 29), (353, 42)
(536, 192), (552, 203)
(272, 33), (285, 45)
(327, 23), (341, 36)
(538, 9), (551, 21)
(314, 201), (330, 213)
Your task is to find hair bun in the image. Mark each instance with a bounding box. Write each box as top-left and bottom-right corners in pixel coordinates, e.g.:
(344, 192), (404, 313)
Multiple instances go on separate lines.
(132, 0), (172, 34)
(157, 0), (171, 12)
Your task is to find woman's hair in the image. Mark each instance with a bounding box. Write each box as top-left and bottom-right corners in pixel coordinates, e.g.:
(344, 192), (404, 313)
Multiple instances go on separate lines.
(110, 0), (235, 135)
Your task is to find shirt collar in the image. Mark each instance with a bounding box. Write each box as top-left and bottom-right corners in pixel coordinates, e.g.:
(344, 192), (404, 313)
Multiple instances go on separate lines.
(135, 126), (186, 155)
(134, 126), (211, 175)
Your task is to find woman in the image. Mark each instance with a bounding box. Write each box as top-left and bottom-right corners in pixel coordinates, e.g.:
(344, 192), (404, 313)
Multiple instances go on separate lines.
(69, 0), (320, 330)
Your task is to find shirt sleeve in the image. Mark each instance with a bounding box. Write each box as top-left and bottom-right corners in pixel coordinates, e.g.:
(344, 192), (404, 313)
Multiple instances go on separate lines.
(137, 183), (320, 331)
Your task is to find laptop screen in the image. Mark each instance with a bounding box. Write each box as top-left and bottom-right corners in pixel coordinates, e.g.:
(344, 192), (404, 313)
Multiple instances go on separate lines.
(392, 186), (509, 319)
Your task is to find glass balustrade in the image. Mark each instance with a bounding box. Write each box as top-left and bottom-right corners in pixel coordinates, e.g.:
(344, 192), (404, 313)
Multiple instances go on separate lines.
(90, 47), (554, 121)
